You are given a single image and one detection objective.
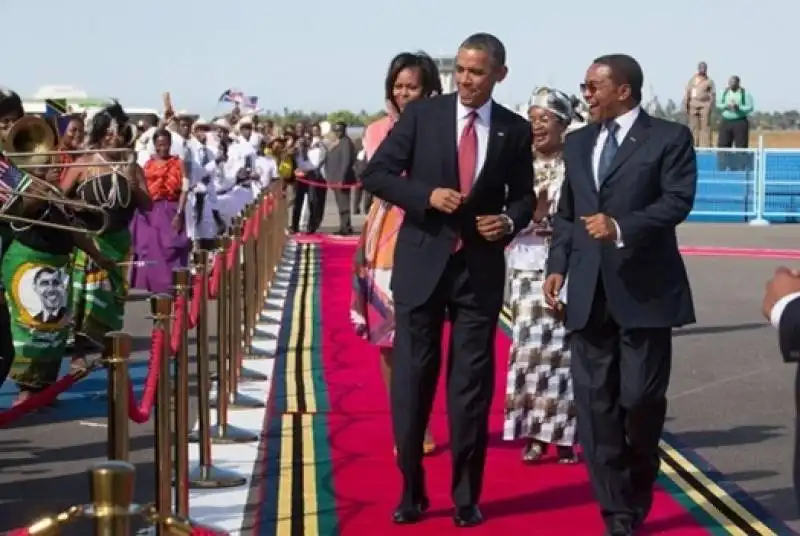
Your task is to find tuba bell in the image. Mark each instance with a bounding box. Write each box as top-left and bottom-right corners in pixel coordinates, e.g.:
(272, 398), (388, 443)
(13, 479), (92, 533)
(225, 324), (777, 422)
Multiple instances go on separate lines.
(1, 115), (58, 171)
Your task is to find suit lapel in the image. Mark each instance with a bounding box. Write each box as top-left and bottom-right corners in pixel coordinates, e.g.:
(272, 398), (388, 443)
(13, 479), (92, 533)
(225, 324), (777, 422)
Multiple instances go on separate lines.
(601, 111), (652, 188)
(441, 94), (459, 189)
(580, 124), (600, 193)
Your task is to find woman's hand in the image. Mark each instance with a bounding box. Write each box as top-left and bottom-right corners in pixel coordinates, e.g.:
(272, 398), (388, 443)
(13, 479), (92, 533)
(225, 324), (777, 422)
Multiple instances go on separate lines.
(533, 188), (550, 223)
(172, 213), (184, 232)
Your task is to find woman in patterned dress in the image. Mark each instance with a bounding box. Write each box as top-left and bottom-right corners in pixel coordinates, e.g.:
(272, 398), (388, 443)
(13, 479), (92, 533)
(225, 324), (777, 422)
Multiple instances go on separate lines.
(503, 87), (585, 463)
(351, 51), (441, 454)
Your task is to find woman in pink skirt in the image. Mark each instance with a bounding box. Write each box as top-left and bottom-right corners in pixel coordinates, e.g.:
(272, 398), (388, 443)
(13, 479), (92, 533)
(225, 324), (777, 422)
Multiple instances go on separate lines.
(351, 52), (442, 454)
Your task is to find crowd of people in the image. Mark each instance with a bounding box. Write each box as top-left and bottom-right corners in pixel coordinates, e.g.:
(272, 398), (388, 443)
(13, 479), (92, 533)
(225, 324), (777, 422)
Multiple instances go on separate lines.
(0, 91), (300, 406)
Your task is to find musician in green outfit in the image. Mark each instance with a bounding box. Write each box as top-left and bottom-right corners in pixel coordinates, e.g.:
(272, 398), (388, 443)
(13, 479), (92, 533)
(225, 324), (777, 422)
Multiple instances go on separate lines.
(0, 88), (115, 404)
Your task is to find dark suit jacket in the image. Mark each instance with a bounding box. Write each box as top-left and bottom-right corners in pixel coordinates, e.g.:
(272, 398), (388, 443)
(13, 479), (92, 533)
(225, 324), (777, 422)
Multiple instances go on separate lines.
(779, 298), (800, 362)
(360, 94), (534, 308)
(547, 111), (697, 330)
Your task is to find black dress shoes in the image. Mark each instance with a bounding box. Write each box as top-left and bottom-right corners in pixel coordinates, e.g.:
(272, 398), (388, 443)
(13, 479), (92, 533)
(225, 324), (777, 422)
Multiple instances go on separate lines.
(391, 497), (430, 524)
(604, 515), (634, 536)
(633, 492), (653, 529)
(453, 505), (484, 527)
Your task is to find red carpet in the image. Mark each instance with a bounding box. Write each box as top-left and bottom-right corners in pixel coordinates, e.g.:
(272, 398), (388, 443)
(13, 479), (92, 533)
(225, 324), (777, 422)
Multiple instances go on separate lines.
(319, 241), (709, 535)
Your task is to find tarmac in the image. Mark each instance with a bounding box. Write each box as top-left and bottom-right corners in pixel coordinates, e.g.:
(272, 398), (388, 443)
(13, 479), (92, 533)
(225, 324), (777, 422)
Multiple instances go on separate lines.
(1, 196), (800, 534)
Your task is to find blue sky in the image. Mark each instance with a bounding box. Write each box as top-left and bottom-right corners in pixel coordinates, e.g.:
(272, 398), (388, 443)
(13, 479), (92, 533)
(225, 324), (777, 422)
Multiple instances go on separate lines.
(3, 0), (792, 115)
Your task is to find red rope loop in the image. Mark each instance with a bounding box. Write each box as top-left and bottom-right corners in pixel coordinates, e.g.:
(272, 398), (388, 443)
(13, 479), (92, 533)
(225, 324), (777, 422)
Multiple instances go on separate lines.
(292, 175), (360, 189)
(190, 527), (229, 536)
(189, 274), (203, 327)
(5, 526), (30, 535)
(128, 327), (164, 424)
(208, 254), (222, 299)
(226, 239), (239, 271)
(253, 209), (261, 239)
(241, 216), (253, 243)
(0, 371), (85, 427)
(171, 295), (185, 354)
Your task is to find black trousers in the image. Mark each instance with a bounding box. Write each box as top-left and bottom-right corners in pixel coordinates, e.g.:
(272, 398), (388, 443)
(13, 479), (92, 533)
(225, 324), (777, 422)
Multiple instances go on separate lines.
(718, 118), (752, 171)
(331, 186), (353, 233)
(308, 178), (327, 233)
(291, 174), (327, 233)
(0, 297), (14, 389)
(570, 281), (671, 526)
(290, 181), (308, 232)
(392, 251), (501, 509)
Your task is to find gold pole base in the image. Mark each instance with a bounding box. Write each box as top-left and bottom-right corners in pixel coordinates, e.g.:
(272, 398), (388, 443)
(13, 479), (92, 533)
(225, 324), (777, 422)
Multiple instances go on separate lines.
(188, 424), (259, 444)
(209, 390), (265, 410)
(187, 463), (247, 489)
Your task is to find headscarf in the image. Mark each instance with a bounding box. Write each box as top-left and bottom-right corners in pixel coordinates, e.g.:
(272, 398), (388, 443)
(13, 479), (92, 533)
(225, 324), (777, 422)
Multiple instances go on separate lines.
(87, 100), (135, 148)
(528, 87), (584, 124)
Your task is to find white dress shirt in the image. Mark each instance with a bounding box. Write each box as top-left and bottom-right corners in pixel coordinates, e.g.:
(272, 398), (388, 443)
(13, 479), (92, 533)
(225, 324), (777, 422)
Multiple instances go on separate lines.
(590, 106), (641, 248)
(255, 155), (278, 189)
(771, 293), (800, 328)
(184, 159), (220, 240)
(238, 132), (263, 153)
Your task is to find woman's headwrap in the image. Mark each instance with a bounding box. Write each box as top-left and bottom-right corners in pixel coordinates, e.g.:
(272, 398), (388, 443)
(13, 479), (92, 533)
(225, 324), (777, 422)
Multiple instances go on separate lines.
(88, 100), (135, 147)
(528, 87), (584, 124)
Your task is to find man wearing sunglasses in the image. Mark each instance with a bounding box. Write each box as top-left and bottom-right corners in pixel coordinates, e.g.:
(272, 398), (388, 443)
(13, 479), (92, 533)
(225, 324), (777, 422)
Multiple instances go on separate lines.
(544, 54), (697, 536)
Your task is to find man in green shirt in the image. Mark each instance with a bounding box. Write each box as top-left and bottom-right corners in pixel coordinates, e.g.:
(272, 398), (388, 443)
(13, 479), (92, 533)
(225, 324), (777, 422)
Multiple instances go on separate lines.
(716, 76), (754, 170)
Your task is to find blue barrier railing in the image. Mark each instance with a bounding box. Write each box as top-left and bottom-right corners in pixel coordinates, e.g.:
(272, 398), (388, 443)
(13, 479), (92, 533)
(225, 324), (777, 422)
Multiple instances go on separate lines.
(691, 141), (800, 224)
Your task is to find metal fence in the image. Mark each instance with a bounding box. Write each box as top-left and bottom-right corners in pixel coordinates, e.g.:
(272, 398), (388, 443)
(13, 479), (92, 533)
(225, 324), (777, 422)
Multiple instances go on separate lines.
(692, 139), (800, 224)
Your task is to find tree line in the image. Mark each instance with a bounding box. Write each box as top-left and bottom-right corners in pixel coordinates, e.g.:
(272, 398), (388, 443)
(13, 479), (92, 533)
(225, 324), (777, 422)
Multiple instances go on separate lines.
(259, 102), (800, 131)
(258, 108), (385, 128)
(647, 98), (800, 130)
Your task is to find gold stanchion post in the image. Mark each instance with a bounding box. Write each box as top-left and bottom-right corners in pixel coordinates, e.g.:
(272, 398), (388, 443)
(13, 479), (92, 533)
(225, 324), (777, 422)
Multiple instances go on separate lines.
(187, 250), (247, 486)
(105, 331), (132, 461)
(88, 460), (137, 536)
(209, 236), (258, 443)
(171, 269), (191, 516)
(150, 293), (173, 536)
(219, 219), (263, 409)
(238, 207), (268, 383)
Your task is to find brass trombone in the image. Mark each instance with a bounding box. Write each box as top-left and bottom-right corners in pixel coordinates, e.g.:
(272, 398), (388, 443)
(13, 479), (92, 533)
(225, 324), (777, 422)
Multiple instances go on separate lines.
(0, 116), (134, 235)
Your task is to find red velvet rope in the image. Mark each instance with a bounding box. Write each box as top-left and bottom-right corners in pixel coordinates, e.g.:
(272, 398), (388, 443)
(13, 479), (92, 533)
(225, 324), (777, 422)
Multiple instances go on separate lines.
(0, 371), (84, 427)
(208, 254), (222, 299)
(128, 327), (164, 424)
(190, 527), (228, 536)
(171, 295), (185, 354)
(189, 275), (203, 327)
(292, 175), (360, 189)
(253, 209), (261, 239)
(226, 239), (239, 271)
(242, 215), (253, 243)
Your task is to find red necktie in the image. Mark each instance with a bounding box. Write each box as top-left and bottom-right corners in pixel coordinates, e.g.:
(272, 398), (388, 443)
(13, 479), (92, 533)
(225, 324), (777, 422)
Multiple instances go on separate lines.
(454, 111), (478, 251)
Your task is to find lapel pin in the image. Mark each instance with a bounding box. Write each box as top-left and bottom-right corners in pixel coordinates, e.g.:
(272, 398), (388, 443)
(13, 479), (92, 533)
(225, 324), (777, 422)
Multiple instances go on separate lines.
(497, 131), (505, 137)
(629, 136), (637, 142)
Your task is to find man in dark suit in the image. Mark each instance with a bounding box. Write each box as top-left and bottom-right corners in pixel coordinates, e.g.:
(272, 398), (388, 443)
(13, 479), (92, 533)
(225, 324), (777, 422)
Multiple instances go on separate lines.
(762, 268), (800, 513)
(360, 33), (533, 528)
(543, 54), (697, 536)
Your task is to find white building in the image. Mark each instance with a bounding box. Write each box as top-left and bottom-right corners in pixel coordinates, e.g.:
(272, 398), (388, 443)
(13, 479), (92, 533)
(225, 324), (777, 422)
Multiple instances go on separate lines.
(434, 57), (456, 94)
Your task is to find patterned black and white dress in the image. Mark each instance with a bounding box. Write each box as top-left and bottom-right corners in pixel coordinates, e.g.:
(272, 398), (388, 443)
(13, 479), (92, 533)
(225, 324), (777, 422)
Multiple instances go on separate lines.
(503, 157), (576, 447)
